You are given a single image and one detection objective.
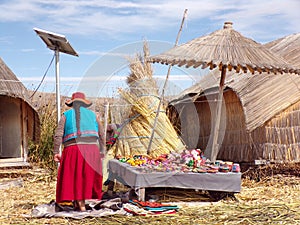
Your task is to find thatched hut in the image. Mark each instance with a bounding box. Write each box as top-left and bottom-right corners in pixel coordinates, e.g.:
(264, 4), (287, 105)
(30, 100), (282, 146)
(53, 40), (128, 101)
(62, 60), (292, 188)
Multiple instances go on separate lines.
(168, 33), (300, 164)
(0, 57), (40, 167)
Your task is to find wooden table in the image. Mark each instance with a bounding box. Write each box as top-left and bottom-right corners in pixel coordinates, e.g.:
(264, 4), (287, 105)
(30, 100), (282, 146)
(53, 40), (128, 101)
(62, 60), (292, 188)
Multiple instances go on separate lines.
(107, 159), (242, 201)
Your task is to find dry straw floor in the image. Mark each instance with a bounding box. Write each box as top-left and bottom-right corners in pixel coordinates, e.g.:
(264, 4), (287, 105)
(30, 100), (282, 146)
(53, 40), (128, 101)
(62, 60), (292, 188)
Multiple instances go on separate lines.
(0, 163), (299, 225)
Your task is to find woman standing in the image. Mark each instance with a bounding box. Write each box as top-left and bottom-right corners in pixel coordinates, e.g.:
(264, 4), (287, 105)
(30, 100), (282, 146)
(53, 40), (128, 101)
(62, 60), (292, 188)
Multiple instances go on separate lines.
(53, 92), (105, 211)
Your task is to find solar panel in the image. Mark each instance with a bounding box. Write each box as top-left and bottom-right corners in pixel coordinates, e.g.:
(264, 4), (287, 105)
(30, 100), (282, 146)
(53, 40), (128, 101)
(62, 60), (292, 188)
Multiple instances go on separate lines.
(33, 28), (78, 57)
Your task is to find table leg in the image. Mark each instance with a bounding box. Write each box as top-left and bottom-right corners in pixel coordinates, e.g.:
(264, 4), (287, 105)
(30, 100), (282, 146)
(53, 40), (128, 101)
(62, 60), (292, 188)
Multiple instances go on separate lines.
(137, 188), (145, 201)
(107, 180), (115, 196)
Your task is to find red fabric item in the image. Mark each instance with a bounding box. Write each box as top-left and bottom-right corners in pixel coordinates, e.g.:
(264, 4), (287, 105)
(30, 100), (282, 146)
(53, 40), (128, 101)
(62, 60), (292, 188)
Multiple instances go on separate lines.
(56, 144), (103, 203)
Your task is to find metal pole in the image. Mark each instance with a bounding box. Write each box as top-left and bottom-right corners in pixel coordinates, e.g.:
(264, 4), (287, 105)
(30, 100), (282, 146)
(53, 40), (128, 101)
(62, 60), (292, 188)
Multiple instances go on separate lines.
(55, 47), (61, 124)
(55, 48), (62, 158)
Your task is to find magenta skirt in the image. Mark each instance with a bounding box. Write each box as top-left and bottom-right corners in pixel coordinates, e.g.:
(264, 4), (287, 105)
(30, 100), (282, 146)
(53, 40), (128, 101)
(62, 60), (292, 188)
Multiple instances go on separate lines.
(56, 144), (103, 203)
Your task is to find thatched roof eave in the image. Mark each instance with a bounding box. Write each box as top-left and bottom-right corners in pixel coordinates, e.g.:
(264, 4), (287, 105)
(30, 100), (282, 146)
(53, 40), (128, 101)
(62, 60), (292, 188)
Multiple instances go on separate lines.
(149, 22), (300, 75)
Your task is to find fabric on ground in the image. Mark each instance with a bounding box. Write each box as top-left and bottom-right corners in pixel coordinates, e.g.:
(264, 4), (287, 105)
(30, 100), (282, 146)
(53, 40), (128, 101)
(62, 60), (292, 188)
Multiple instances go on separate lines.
(29, 198), (180, 219)
(30, 198), (129, 219)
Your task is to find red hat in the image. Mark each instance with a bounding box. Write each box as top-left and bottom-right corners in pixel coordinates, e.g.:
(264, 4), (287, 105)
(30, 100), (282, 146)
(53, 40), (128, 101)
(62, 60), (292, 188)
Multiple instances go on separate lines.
(65, 92), (92, 107)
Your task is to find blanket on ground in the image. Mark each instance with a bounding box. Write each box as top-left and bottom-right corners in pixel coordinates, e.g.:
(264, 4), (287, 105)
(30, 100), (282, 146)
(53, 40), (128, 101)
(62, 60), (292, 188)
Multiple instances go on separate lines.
(30, 198), (128, 219)
(29, 198), (179, 219)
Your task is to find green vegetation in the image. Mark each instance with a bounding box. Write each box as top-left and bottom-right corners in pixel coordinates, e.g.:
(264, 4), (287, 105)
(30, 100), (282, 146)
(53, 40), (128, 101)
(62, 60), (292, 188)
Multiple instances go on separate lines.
(28, 102), (57, 175)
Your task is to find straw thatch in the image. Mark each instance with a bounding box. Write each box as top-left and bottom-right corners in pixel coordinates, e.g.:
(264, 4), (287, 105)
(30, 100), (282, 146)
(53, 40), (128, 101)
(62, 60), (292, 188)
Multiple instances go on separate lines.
(264, 33), (300, 69)
(0, 58), (31, 100)
(149, 22), (300, 75)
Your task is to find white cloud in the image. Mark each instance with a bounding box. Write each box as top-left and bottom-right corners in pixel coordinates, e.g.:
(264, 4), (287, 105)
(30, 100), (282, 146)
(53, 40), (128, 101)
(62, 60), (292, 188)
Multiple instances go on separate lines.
(0, 36), (13, 44)
(21, 48), (35, 52)
(208, 0), (300, 41)
(78, 50), (134, 57)
(0, 0), (298, 41)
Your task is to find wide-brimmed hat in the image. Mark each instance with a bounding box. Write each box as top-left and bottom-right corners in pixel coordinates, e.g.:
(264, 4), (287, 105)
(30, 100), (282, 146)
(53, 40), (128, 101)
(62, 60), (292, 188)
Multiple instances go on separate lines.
(65, 92), (92, 107)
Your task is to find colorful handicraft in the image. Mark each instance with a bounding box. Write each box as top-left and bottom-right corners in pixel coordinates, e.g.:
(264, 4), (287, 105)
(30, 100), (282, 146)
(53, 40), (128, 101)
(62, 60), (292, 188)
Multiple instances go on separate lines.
(116, 149), (240, 174)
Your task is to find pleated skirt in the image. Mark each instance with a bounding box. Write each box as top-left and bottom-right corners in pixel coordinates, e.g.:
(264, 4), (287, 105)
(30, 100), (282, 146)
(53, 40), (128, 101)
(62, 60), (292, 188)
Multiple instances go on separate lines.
(56, 144), (103, 203)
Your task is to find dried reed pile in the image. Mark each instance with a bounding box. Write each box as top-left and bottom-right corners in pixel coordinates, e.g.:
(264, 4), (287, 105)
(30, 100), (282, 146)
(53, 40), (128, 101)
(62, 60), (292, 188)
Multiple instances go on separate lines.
(109, 43), (185, 158)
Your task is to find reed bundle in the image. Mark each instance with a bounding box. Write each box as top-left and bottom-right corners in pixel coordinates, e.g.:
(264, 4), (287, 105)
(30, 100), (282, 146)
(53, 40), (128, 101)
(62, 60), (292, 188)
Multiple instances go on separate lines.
(110, 42), (185, 158)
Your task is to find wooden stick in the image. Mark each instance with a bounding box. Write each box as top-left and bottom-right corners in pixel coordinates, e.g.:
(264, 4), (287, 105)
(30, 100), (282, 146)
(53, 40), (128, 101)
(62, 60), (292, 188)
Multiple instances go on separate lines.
(147, 9), (188, 154)
(103, 101), (109, 151)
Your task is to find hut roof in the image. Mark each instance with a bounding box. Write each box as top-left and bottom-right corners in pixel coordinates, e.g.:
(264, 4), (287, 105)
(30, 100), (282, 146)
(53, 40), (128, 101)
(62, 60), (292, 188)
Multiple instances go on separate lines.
(171, 70), (300, 132)
(0, 57), (30, 99)
(171, 33), (300, 132)
(150, 22), (300, 75)
(264, 33), (300, 68)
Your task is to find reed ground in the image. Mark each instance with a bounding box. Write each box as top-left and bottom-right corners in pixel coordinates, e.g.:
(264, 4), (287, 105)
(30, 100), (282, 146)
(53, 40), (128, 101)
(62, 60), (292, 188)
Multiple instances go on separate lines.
(0, 163), (299, 225)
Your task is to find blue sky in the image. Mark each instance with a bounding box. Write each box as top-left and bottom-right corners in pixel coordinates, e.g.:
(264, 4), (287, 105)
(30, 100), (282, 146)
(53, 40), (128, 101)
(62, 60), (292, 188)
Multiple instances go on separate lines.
(0, 0), (299, 97)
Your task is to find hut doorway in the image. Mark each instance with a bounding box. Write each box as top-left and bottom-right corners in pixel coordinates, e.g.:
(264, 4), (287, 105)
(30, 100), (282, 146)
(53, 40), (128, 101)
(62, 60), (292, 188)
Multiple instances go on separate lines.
(0, 96), (22, 159)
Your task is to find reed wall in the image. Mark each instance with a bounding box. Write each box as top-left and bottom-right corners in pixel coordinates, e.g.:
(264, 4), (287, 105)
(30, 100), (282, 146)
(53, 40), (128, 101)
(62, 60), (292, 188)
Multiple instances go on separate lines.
(263, 100), (300, 162)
